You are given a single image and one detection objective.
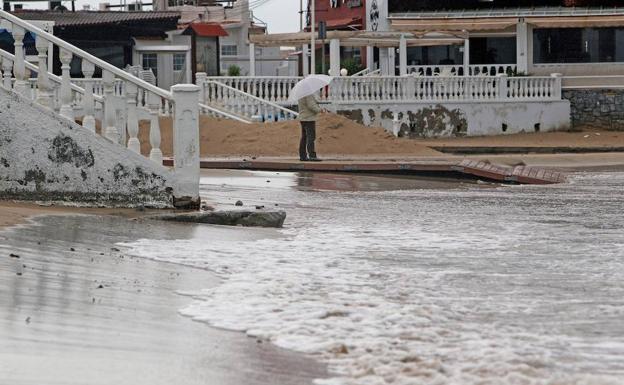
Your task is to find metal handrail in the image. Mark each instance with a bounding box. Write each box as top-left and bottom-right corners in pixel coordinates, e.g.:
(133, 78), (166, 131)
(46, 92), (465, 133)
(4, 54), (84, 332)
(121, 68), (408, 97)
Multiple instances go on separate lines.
(0, 9), (172, 101)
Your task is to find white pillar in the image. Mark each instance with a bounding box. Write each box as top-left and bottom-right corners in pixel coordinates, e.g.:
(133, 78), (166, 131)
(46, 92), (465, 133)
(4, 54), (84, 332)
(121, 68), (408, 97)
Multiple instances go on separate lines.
(249, 42), (256, 76)
(11, 25), (27, 96)
(81, 60), (96, 133)
(171, 84), (200, 208)
(103, 70), (119, 143)
(379, 48), (389, 75)
(126, 83), (140, 153)
(59, 48), (74, 120)
(148, 92), (163, 165)
(366, 46), (374, 71)
(310, 0), (316, 74)
(185, 49), (192, 84)
(516, 20), (529, 75)
(329, 38), (340, 76)
(463, 38), (470, 76)
(399, 35), (407, 76)
(302, 44), (309, 76)
(35, 36), (51, 108)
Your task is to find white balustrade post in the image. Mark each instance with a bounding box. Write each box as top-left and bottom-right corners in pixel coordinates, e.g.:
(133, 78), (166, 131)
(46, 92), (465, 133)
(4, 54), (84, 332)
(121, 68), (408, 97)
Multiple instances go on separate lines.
(399, 35), (408, 76)
(366, 46), (374, 71)
(551, 73), (562, 100)
(516, 20), (529, 75)
(81, 60), (96, 132)
(148, 92), (163, 165)
(329, 38), (340, 77)
(11, 25), (27, 96)
(249, 42), (256, 77)
(126, 83), (140, 153)
(195, 72), (207, 103)
(1, 56), (12, 90)
(59, 48), (74, 120)
(171, 84), (200, 207)
(103, 70), (119, 142)
(35, 36), (52, 108)
(496, 73), (508, 100)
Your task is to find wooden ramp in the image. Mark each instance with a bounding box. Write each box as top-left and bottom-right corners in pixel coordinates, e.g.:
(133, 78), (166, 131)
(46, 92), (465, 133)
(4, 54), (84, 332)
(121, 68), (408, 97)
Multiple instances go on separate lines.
(164, 159), (567, 185)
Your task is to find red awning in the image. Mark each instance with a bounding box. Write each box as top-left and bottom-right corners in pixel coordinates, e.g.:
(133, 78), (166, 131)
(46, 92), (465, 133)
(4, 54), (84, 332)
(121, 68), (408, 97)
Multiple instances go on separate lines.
(187, 23), (228, 37)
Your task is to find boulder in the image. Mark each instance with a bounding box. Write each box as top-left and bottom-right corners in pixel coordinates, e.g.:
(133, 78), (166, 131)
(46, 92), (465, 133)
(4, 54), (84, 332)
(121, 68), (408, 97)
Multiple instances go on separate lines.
(149, 210), (286, 228)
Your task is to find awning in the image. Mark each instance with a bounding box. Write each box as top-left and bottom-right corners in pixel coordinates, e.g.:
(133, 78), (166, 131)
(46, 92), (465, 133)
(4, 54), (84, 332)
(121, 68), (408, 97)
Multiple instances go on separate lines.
(391, 18), (518, 32)
(184, 23), (228, 37)
(134, 45), (190, 52)
(526, 15), (624, 28)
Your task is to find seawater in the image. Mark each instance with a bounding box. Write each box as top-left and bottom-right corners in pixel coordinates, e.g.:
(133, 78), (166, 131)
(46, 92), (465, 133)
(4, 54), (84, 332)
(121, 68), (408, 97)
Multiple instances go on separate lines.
(121, 171), (624, 385)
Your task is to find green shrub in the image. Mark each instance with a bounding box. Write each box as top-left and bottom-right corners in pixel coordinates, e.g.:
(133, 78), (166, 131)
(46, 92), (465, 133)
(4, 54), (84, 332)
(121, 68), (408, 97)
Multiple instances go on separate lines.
(227, 65), (241, 76)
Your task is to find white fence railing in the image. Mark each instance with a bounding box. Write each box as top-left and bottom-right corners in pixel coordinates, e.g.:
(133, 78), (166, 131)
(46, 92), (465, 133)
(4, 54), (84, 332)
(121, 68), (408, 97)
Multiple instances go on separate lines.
(201, 80), (298, 122)
(201, 74), (302, 106)
(0, 9), (206, 202)
(406, 64), (518, 77)
(206, 74), (562, 105)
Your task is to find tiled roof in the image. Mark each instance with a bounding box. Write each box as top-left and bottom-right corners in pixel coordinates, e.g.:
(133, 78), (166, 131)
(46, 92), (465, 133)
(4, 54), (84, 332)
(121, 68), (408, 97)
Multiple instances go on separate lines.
(13, 10), (181, 27)
(185, 23), (228, 37)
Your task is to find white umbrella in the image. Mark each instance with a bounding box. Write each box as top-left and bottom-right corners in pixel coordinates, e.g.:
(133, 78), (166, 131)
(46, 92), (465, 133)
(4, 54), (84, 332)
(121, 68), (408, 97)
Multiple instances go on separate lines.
(288, 75), (333, 103)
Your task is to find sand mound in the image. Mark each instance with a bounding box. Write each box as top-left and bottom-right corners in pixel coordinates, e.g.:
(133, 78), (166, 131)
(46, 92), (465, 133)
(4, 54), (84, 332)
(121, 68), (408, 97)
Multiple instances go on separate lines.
(139, 113), (442, 158)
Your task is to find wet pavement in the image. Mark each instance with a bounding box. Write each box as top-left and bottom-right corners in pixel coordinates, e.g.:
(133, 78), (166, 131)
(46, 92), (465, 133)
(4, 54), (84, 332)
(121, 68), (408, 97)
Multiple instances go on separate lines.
(0, 214), (326, 385)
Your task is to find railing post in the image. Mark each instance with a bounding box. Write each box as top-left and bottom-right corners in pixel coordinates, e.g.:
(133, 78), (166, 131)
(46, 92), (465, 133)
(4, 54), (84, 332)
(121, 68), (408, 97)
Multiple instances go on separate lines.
(496, 73), (508, 100)
(35, 35), (52, 108)
(11, 24), (27, 96)
(103, 70), (119, 142)
(171, 84), (200, 208)
(148, 92), (163, 165)
(81, 60), (96, 133)
(126, 82), (140, 153)
(195, 72), (207, 103)
(59, 48), (74, 120)
(551, 73), (562, 100)
(1, 56), (12, 90)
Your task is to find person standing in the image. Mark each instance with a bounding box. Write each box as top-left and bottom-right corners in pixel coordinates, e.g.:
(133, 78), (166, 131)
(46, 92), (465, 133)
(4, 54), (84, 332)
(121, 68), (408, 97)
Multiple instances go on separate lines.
(297, 94), (322, 162)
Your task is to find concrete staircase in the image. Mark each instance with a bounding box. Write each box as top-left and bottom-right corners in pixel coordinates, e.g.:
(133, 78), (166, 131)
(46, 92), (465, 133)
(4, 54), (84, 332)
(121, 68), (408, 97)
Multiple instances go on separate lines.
(0, 10), (201, 208)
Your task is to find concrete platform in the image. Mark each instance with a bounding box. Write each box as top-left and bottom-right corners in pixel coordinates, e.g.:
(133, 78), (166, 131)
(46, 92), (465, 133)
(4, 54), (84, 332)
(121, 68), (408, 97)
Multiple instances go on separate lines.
(164, 158), (567, 185)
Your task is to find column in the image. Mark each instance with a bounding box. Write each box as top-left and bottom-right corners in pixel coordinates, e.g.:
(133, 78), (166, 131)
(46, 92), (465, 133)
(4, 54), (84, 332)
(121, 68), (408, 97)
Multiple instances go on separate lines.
(12, 25), (27, 96)
(329, 38), (340, 76)
(148, 92), (163, 165)
(171, 84), (200, 208)
(81, 60), (96, 133)
(103, 70), (119, 143)
(463, 38), (470, 76)
(399, 35), (408, 76)
(126, 83), (140, 153)
(388, 47), (396, 76)
(249, 42), (256, 76)
(366, 46), (374, 71)
(59, 48), (74, 120)
(516, 20), (529, 75)
(302, 44), (309, 76)
(35, 35), (51, 108)
(379, 48), (388, 75)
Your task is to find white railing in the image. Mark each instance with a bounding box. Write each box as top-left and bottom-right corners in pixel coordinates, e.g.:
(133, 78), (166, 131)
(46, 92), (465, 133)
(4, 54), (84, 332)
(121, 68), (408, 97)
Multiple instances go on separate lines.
(0, 9), (203, 203)
(201, 80), (299, 122)
(328, 74), (561, 103)
(201, 74), (302, 105)
(406, 64), (518, 77)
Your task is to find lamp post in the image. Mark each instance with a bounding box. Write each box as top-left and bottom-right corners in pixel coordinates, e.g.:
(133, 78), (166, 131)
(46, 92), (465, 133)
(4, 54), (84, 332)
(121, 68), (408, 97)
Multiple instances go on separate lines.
(311, 0), (316, 74)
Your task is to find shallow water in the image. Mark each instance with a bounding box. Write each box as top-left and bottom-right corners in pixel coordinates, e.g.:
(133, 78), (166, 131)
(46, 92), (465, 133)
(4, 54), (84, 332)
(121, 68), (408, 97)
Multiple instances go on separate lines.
(122, 170), (624, 385)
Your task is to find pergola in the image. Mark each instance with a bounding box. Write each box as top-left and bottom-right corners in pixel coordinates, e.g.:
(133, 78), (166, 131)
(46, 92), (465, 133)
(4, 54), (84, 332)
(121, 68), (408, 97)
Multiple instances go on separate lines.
(248, 30), (467, 76)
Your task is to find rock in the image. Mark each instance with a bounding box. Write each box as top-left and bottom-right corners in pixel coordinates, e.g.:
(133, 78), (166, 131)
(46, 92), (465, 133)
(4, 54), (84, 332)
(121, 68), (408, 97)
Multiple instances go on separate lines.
(255, 205), (265, 210)
(148, 210), (287, 228)
(97, 284), (104, 289)
(70, 248), (75, 252)
(9, 253), (20, 259)
(235, 200), (244, 206)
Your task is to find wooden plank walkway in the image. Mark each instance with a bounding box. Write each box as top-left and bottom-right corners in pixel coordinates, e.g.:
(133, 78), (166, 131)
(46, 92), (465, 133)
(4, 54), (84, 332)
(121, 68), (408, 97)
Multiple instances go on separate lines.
(164, 159), (566, 185)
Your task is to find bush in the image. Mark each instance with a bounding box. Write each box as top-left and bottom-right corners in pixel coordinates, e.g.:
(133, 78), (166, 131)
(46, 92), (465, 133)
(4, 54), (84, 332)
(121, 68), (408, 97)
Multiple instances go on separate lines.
(227, 65), (241, 76)
(341, 58), (363, 76)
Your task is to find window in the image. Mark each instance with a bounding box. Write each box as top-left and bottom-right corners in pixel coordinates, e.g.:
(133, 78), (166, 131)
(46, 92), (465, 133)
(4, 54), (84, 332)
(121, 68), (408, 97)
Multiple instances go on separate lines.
(469, 37), (516, 65)
(142, 53), (158, 77)
(221, 44), (238, 57)
(173, 53), (186, 71)
(533, 27), (624, 64)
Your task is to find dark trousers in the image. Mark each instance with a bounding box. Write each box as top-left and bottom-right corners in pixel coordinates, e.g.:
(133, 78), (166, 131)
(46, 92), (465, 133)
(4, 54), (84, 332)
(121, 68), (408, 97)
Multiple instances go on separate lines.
(299, 121), (317, 160)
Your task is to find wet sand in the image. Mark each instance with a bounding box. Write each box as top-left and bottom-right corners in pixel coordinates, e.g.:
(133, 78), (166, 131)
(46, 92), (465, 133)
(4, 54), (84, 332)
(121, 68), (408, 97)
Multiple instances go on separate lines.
(0, 214), (326, 385)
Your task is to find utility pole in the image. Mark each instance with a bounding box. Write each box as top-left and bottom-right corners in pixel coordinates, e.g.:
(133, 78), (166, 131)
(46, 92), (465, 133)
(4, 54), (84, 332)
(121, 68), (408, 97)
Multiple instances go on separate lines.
(300, 0), (303, 31)
(311, 0), (316, 74)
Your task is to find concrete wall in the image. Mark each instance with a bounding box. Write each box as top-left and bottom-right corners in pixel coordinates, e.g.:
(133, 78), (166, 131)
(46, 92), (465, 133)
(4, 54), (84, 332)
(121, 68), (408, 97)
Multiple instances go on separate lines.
(0, 88), (176, 207)
(563, 89), (624, 130)
(327, 101), (571, 138)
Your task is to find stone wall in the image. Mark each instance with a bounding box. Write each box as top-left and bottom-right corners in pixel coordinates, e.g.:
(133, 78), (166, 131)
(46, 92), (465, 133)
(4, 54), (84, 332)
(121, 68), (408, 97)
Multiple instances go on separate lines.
(328, 101), (571, 138)
(0, 88), (176, 207)
(563, 89), (624, 131)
